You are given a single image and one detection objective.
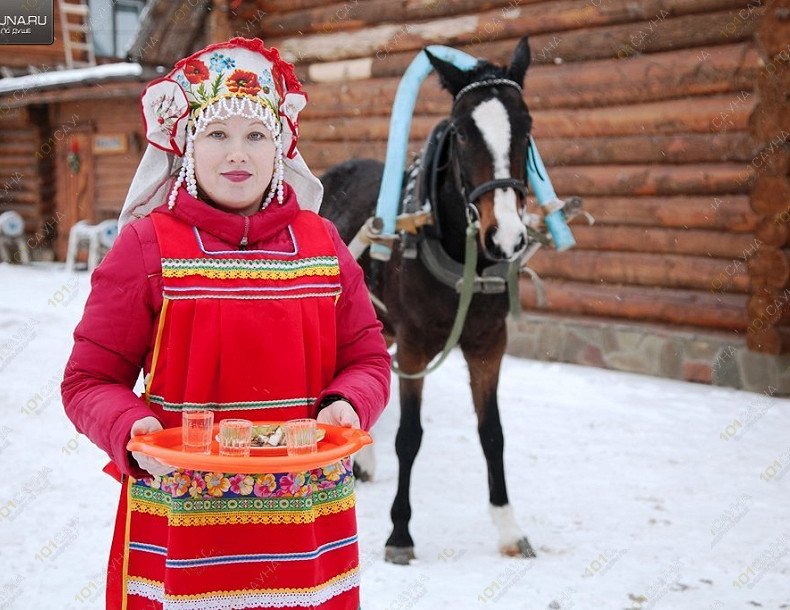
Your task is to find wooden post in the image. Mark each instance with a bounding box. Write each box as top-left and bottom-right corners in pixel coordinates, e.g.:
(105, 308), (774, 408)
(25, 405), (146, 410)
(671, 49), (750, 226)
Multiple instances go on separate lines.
(748, 0), (790, 353)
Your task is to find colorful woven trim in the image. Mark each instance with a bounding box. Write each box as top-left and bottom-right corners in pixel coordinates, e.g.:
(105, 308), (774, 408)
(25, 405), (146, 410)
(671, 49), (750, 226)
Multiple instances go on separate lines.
(161, 256), (339, 280)
(148, 395), (316, 412)
(130, 463), (355, 527)
(162, 289), (342, 301)
(126, 566), (359, 609)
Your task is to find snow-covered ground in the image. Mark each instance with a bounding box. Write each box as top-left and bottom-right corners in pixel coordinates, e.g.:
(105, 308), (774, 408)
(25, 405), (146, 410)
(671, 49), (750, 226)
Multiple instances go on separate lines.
(0, 262), (788, 610)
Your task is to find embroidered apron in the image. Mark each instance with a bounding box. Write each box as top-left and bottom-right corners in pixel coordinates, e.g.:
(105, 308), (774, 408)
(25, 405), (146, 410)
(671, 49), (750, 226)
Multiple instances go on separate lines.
(105, 210), (360, 609)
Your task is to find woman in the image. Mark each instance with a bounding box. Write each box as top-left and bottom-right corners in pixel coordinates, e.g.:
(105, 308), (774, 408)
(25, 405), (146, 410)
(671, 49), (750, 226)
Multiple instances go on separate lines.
(61, 37), (391, 609)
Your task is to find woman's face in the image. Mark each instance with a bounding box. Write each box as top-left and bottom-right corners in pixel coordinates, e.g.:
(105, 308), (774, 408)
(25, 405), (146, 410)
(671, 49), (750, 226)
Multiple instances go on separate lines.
(192, 115), (277, 215)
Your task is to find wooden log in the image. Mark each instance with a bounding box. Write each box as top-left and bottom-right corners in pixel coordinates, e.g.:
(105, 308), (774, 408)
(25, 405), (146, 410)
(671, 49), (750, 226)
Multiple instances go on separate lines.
(754, 146), (790, 176)
(561, 195), (757, 232)
(755, 56), (790, 107)
(754, 215), (790, 246)
(269, 0), (757, 64)
(750, 101), (790, 141)
(569, 225), (758, 258)
(300, 93), (757, 138)
(746, 327), (782, 353)
(299, 12), (760, 84)
(747, 287), (786, 325)
(301, 139), (424, 169)
(755, 0), (790, 58)
(518, 278), (748, 330)
(0, 145), (39, 156)
(301, 43), (761, 115)
(0, 191), (39, 205)
(262, 0), (548, 37)
(527, 249), (750, 292)
(531, 94), (756, 138)
(301, 132), (758, 168)
(260, 0), (348, 14)
(300, 114), (440, 141)
(0, 174), (42, 190)
(751, 175), (790, 214)
(747, 247), (790, 289)
(547, 164), (753, 196)
(532, 133), (758, 165)
(304, 161), (756, 196)
(0, 159), (39, 172)
(0, 129), (39, 141)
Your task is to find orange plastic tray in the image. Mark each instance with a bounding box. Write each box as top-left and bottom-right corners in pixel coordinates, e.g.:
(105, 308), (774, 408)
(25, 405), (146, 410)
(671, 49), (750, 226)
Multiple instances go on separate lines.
(127, 421), (372, 473)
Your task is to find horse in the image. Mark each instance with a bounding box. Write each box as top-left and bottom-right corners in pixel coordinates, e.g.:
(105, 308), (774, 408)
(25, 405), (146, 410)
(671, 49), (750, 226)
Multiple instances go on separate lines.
(319, 35), (537, 564)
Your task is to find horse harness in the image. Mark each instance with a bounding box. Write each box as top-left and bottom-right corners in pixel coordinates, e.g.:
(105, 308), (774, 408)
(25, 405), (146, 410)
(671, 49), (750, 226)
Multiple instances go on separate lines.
(390, 78), (546, 378)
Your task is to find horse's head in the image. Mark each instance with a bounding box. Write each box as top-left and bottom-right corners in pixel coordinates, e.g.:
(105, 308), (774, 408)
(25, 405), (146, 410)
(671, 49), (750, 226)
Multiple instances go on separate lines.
(426, 37), (532, 262)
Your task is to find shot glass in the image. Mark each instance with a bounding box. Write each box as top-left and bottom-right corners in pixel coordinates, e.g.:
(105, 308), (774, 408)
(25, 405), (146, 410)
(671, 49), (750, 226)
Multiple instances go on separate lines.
(218, 419), (253, 457)
(182, 410), (214, 454)
(284, 418), (318, 456)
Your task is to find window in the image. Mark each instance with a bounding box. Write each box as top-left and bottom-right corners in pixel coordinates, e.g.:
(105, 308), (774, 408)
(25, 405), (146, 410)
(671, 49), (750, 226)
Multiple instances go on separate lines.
(88, 0), (147, 59)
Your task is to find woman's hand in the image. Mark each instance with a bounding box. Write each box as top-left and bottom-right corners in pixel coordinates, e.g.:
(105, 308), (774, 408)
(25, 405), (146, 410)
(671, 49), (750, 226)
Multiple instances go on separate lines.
(316, 400), (360, 428)
(130, 416), (176, 476)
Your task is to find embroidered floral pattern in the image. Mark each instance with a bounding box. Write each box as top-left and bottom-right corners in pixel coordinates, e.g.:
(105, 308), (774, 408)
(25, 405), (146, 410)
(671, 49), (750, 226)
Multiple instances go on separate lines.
(183, 59), (209, 84)
(229, 474), (254, 496)
(258, 69), (275, 96)
(141, 38), (309, 156)
(254, 473), (277, 497)
(189, 473), (206, 498)
(209, 52), (235, 72)
(205, 472), (231, 497)
(152, 93), (183, 132)
(226, 70), (261, 96)
(138, 457), (354, 502)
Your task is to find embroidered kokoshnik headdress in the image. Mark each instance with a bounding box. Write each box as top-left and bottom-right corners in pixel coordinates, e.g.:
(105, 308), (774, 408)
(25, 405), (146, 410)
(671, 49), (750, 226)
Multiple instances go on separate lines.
(118, 37), (322, 230)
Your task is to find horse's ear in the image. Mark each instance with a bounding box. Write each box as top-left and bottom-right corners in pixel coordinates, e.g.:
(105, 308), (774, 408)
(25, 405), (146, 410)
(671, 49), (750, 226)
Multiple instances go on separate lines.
(424, 48), (469, 96)
(506, 36), (531, 87)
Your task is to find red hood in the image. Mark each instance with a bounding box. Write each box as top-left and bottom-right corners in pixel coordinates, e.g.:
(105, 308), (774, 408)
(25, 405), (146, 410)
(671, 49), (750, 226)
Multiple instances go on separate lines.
(161, 180), (300, 247)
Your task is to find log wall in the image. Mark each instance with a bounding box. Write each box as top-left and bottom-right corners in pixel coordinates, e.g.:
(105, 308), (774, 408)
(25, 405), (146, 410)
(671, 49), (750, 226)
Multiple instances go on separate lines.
(49, 96), (145, 259)
(251, 0), (788, 350)
(0, 106), (56, 259)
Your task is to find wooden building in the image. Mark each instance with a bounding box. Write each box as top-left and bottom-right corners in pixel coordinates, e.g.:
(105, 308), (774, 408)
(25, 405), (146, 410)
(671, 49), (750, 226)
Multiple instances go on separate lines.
(1, 0), (788, 391)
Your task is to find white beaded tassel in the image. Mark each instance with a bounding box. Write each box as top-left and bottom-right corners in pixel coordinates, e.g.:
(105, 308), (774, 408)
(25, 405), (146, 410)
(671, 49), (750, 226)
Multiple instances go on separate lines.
(168, 95), (285, 211)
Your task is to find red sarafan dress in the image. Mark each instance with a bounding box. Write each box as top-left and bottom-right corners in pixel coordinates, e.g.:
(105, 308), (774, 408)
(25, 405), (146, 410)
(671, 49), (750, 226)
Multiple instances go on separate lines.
(62, 183), (391, 610)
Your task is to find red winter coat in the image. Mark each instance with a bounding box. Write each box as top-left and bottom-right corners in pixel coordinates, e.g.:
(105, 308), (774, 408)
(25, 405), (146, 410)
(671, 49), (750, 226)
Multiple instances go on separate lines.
(61, 182), (391, 480)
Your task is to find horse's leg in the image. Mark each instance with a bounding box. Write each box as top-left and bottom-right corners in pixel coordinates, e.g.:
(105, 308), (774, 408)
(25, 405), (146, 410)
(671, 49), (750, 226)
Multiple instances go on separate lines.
(384, 341), (428, 565)
(462, 332), (537, 559)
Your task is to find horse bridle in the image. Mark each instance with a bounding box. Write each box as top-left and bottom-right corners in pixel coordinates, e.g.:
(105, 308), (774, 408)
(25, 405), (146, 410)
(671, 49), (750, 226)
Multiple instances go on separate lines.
(448, 78), (530, 225)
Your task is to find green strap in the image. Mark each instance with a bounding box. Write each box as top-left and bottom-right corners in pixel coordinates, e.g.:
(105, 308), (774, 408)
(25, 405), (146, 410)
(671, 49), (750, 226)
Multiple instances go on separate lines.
(507, 259), (522, 319)
(391, 221), (479, 379)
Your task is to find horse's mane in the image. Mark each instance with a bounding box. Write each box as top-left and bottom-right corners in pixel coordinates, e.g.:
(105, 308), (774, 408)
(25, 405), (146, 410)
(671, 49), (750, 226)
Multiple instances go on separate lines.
(468, 60), (508, 83)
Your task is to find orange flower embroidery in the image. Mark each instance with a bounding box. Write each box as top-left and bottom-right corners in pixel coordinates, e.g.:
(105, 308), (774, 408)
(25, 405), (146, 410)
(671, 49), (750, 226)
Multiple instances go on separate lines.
(226, 70), (261, 96)
(183, 59), (209, 84)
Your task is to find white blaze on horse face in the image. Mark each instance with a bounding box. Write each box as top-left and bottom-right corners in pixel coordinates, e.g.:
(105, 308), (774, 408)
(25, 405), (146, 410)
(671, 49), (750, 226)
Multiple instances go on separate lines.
(470, 97), (526, 257)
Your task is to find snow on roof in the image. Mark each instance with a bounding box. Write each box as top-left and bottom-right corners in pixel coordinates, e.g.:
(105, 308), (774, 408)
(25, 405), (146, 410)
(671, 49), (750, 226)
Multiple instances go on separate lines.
(0, 62), (145, 96)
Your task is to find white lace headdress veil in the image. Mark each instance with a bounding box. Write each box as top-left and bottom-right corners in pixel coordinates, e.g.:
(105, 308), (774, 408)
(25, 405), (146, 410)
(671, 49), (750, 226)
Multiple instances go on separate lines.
(118, 37), (323, 231)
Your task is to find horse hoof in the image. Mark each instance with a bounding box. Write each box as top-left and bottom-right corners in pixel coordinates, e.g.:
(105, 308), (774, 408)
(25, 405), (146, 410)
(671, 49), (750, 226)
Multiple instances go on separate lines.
(352, 461), (372, 482)
(384, 545), (415, 565)
(501, 537), (537, 558)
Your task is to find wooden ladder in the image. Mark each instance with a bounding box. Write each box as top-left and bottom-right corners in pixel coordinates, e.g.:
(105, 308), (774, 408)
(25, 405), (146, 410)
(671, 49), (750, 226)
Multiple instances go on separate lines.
(58, 0), (96, 68)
